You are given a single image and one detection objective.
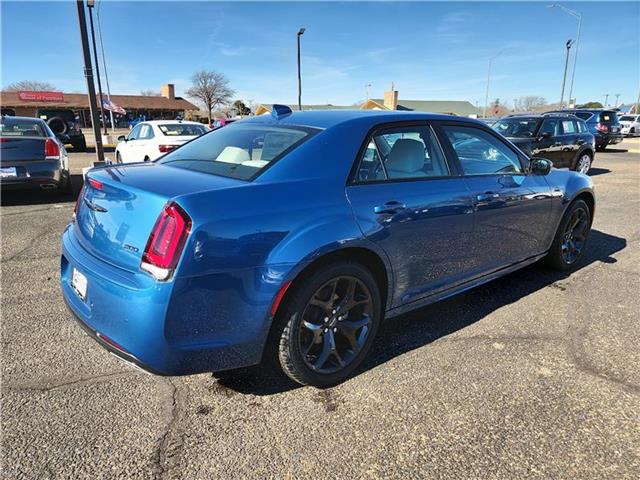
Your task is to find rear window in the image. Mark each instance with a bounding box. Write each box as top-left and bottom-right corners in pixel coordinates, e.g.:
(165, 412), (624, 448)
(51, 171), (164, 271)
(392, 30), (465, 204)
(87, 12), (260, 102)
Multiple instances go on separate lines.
(156, 123), (318, 181)
(158, 123), (207, 136)
(0, 117), (47, 137)
(598, 111), (619, 124)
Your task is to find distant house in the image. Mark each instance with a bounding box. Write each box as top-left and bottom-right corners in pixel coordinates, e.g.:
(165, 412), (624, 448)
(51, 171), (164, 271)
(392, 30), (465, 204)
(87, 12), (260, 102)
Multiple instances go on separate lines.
(256, 86), (478, 117)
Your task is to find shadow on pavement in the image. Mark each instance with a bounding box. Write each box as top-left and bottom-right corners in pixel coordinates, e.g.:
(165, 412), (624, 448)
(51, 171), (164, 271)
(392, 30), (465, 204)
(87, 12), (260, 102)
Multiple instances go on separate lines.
(588, 168), (611, 176)
(0, 174), (84, 207)
(604, 148), (628, 153)
(214, 229), (627, 396)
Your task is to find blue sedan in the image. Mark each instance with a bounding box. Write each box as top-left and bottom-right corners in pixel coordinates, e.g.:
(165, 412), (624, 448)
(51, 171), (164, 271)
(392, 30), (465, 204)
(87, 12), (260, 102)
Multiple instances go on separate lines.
(61, 108), (594, 386)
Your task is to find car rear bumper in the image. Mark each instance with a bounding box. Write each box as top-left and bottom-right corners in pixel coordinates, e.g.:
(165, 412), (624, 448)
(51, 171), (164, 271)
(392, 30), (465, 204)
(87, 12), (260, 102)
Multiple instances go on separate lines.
(595, 133), (623, 145)
(0, 162), (64, 190)
(60, 224), (288, 375)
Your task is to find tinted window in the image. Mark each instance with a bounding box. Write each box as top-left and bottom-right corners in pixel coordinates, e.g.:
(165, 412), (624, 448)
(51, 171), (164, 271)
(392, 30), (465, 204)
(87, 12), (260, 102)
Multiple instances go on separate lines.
(156, 123), (316, 181)
(577, 120), (588, 133)
(619, 116), (637, 122)
(598, 111), (619, 124)
(159, 123), (207, 136)
(0, 117), (47, 137)
(443, 125), (522, 175)
(540, 118), (560, 136)
(575, 112), (593, 121)
(357, 141), (385, 182)
(561, 120), (577, 134)
(492, 118), (539, 138)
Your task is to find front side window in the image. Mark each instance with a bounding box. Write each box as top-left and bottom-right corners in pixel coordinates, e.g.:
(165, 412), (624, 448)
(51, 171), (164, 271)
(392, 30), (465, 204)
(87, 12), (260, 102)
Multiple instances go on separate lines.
(139, 124), (154, 139)
(156, 123), (317, 181)
(356, 124), (449, 181)
(128, 124), (142, 140)
(540, 118), (560, 136)
(442, 125), (522, 175)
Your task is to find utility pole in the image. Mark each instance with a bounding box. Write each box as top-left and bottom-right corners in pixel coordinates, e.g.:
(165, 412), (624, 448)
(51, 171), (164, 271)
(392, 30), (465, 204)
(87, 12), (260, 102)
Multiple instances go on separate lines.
(548, 4), (582, 106)
(87, 0), (107, 135)
(483, 49), (507, 118)
(365, 83), (372, 101)
(560, 39), (574, 108)
(96, 2), (115, 133)
(297, 27), (305, 111)
(604, 93), (609, 107)
(76, 0), (104, 163)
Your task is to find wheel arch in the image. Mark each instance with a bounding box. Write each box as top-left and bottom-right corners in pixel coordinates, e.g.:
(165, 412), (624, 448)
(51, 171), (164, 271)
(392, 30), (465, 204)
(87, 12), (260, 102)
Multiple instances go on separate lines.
(572, 146), (594, 170)
(572, 190), (596, 223)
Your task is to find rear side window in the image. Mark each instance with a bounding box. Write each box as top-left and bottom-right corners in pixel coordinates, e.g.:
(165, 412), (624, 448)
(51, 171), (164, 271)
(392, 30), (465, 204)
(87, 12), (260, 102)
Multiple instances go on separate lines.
(156, 124), (317, 181)
(575, 112), (593, 121)
(442, 125), (522, 175)
(577, 120), (588, 133)
(355, 125), (449, 182)
(561, 120), (577, 134)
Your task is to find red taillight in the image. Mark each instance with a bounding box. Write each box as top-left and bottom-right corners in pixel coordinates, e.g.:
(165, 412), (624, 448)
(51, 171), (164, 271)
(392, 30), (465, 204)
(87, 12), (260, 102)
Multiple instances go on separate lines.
(88, 178), (103, 190)
(44, 138), (60, 158)
(158, 144), (177, 153)
(141, 202), (192, 280)
(596, 123), (609, 133)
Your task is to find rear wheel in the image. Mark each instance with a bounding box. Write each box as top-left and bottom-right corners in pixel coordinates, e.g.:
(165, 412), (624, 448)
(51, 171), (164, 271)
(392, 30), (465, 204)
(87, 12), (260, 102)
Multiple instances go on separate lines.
(544, 199), (591, 271)
(276, 261), (382, 387)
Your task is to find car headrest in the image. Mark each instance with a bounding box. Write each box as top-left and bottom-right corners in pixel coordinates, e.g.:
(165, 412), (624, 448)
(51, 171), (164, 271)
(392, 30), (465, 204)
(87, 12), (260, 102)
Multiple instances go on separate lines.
(386, 139), (424, 173)
(216, 146), (250, 164)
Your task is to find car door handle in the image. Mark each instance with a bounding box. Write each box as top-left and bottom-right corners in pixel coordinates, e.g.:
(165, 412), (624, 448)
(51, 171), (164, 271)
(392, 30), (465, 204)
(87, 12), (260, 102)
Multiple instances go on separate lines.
(373, 201), (407, 214)
(476, 192), (500, 202)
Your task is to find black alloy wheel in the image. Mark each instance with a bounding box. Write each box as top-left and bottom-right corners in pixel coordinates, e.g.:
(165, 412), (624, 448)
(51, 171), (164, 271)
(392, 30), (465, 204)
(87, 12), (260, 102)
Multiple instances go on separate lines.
(276, 262), (381, 387)
(544, 199), (591, 271)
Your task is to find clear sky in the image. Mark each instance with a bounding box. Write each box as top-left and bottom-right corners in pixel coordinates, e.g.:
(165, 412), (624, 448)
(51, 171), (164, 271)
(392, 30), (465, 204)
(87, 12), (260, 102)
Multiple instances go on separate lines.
(1, 1), (639, 108)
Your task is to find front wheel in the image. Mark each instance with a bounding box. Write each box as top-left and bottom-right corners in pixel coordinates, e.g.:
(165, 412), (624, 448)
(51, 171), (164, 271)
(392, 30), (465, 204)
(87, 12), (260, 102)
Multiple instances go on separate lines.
(544, 199), (592, 271)
(276, 262), (382, 387)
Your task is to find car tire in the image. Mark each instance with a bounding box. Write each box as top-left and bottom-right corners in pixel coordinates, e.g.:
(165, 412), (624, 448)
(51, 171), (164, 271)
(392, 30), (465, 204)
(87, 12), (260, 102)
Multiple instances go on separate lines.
(574, 152), (592, 174)
(275, 261), (382, 387)
(596, 144), (606, 152)
(73, 138), (87, 152)
(58, 174), (73, 196)
(544, 199), (592, 271)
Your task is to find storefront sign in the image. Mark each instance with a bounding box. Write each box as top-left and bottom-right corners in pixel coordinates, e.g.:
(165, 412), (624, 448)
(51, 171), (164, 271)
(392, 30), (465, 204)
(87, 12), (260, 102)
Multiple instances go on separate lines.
(17, 91), (65, 102)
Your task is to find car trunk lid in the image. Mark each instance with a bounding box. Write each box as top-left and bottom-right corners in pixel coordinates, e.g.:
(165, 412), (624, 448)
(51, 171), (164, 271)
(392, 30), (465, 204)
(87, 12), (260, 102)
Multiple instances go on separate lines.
(0, 137), (45, 164)
(74, 162), (244, 272)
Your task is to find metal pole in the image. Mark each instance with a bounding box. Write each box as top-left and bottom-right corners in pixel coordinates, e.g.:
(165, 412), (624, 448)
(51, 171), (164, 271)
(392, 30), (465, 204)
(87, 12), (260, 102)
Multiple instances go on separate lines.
(560, 40), (573, 108)
(96, 2), (115, 133)
(604, 93), (609, 107)
(483, 58), (493, 118)
(87, 3), (107, 135)
(297, 28), (305, 111)
(76, 0), (104, 163)
(568, 12), (581, 105)
(614, 93), (620, 108)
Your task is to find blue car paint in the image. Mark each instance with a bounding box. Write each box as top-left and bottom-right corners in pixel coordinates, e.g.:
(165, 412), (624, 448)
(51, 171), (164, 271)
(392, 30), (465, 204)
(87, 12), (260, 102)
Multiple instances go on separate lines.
(61, 110), (594, 375)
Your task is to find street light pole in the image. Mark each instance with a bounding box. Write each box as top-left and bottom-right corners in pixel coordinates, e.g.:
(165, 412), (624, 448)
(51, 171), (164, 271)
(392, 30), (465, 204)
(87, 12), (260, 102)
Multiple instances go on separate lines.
(560, 39), (574, 108)
(297, 27), (305, 111)
(75, 0), (104, 163)
(548, 4), (582, 106)
(87, 0), (107, 135)
(614, 93), (620, 108)
(483, 49), (507, 118)
(604, 93), (609, 107)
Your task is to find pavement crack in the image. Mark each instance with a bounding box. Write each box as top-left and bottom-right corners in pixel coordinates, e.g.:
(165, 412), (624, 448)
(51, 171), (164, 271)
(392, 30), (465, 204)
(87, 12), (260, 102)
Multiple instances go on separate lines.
(153, 378), (185, 480)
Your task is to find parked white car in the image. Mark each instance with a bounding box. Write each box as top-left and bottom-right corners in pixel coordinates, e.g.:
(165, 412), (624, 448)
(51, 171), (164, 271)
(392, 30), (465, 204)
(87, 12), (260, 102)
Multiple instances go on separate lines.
(115, 120), (209, 163)
(619, 114), (640, 136)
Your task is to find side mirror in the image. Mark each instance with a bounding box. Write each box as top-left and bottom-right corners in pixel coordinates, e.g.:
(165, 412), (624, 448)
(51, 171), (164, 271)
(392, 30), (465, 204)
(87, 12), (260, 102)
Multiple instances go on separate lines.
(530, 157), (552, 175)
(117, 135), (127, 142)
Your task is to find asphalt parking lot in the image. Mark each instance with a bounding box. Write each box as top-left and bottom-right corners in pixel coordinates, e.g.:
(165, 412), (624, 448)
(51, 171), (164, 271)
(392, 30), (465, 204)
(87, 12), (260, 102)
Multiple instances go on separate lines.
(1, 143), (639, 479)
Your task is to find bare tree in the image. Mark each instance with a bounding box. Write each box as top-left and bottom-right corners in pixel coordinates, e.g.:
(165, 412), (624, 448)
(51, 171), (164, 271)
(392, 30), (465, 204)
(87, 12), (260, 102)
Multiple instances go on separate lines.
(5, 80), (58, 91)
(140, 89), (161, 96)
(514, 96), (547, 112)
(186, 70), (235, 123)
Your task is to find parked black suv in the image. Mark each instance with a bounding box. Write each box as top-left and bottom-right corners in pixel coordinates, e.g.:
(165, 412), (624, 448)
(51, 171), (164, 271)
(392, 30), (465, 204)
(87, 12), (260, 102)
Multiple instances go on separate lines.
(547, 109), (622, 151)
(492, 113), (596, 174)
(35, 108), (86, 151)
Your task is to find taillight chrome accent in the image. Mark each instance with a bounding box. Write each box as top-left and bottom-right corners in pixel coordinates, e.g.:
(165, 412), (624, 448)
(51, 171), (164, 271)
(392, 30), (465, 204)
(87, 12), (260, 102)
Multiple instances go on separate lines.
(141, 202), (192, 281)
(44, 138), (60, 159)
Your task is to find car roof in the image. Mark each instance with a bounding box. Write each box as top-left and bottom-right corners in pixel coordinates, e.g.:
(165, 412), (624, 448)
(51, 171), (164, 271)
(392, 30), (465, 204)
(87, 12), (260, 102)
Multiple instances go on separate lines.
(241, 109), (481, 130)
(1, 115), (46, 123)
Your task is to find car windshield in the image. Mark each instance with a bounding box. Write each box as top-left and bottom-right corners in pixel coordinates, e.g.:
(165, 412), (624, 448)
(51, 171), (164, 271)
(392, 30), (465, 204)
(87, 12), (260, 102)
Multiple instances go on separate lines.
(158, 123), (208, 136)
(619, 115), (636, 122)
(156, 123), (318, 181)
(492, 118), (539, 138)
(0, 117), (47, 138)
